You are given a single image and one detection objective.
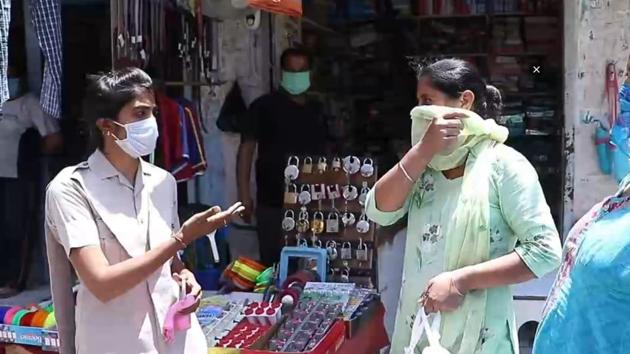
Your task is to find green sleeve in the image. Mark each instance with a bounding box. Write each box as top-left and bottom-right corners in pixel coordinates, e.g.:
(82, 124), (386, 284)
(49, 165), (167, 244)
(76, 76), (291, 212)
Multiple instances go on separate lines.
(365, 188), (410, 226)
(496, 148), (562, 278)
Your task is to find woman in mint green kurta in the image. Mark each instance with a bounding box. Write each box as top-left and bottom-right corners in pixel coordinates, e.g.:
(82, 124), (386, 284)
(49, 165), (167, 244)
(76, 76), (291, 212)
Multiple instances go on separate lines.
(366, 59), (561, 354)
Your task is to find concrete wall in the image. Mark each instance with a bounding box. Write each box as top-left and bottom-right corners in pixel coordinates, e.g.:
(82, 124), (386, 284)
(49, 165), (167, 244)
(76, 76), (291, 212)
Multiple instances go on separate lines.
(563, 0), (630, 233)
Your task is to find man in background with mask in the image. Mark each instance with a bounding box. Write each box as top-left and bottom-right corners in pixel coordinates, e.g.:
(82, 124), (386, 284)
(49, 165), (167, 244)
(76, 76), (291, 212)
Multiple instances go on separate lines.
(237, 47), (327, 265)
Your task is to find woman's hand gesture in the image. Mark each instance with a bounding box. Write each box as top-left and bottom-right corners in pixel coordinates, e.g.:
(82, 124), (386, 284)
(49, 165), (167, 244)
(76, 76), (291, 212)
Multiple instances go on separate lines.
(180, 202), (245, 244)
(418, 112), (466, 157)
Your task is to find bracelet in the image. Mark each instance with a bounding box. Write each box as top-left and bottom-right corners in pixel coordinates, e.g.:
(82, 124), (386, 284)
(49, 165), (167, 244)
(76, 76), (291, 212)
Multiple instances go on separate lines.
(398, 162), (416, 184)
(171, 233), (187, 249)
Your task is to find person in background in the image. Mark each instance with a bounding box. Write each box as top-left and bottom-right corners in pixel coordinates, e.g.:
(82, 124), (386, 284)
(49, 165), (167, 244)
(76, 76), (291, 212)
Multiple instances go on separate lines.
(533, 176), (630, 353)
(0, 64), (63, 297)
(45, 67), (244, 353)
(365, 59), (561, 354)
(237, 47), (327, 266)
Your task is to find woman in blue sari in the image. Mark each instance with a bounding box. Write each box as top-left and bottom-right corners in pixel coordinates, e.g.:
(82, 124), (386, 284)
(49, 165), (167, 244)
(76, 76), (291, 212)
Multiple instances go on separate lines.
(533, 175), (630, 353)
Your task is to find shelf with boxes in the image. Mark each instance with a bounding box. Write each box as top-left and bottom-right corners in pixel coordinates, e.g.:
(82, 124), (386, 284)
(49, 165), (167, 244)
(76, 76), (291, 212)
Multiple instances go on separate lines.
(281, 155), (378, 287)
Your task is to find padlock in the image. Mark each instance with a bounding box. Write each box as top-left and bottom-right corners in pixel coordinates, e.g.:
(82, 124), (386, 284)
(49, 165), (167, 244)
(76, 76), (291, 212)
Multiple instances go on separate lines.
(340, 268), (350, 283)
(311, 211), (325, 234)
(326, 241), (338, 260)
(342, 212), (356, 227)
(282, 210), (296, 231)
(317, 157), (328, 174)
(284, 184), (298, 204)
(327, 184), (341, 200)
(343, 185), (358, 201)
(340, 242), (352, 260)
(284, 156), (300, 181)
(356, 239), (369, 261)
(356, 213), (371, 234)
(326, 212), (340, 233)
(296, 209), (310, 233)
(311, 184), (326, 201)
(332, 157), (342, 171)
(302, 156), (313, 174)
(297, 236), (308, 248)
(360, 158), (375, 178)
(343, 156), (361, 175)
(358, 183), (370, 206)
(298, 185), (312, 205)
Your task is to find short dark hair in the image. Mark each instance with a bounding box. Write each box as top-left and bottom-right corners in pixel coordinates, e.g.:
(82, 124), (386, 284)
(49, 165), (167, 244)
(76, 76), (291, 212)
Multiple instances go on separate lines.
(416, 59), (502, 120)
(280, 47), (311, 70)
(83, 67), (153, 150)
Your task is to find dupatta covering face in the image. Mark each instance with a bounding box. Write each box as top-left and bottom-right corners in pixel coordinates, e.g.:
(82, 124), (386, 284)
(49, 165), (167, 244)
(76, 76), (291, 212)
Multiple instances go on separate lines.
(410, 106), (508, 354)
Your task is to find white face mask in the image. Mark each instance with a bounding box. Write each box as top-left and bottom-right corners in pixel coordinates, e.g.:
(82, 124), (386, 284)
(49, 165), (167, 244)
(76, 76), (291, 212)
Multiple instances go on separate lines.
(112, 117), (159, 158)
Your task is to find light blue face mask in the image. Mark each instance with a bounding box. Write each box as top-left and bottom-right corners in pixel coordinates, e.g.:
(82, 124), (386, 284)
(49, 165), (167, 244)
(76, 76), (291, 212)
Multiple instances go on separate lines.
(7, 78), (22, 99)
(281, 71), (311, 96)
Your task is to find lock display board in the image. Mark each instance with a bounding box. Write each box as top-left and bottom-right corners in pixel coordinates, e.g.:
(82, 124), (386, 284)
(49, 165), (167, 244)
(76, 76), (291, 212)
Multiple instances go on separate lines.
(282, 155), (378, 287)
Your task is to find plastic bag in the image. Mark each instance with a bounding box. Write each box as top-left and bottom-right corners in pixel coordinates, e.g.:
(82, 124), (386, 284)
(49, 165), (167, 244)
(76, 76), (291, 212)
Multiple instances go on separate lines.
(404, 307), (450, 354)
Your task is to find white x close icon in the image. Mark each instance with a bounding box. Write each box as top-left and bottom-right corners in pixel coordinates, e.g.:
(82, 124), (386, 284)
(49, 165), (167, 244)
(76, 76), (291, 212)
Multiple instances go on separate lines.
(533, 66), (541, 74)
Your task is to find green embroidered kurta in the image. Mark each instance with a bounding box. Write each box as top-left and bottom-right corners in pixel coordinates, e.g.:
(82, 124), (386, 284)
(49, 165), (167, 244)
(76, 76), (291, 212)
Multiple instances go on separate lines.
(367, 145), (561, 354)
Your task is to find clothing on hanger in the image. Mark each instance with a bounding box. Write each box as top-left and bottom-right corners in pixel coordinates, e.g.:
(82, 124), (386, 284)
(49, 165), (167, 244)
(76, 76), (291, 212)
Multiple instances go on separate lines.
(30, 0), (63, 119)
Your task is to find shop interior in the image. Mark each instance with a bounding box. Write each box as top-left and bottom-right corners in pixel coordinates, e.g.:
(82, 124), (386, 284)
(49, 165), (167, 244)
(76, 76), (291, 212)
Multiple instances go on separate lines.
(302, 0), (564, 231)
(0, 0), (564, 353)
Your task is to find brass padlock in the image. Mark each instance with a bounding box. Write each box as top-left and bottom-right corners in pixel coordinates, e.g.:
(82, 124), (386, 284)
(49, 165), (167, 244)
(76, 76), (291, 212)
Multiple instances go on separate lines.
(302, 156), (313, 174)
(311, 211), (325, 234)
(284, 184), (298, 204)
(296, 209), (310, 233)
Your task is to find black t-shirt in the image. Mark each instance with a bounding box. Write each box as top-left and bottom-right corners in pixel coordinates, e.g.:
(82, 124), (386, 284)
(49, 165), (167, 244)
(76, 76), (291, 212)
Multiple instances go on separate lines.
(242, 91), (327, 207)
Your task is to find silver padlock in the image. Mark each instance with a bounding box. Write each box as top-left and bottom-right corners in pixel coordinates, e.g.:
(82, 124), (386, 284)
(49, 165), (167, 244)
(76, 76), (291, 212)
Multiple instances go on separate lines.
(332, 157), (342, 171)
(358, 182), (370, 206)
(342, 211), (356, 227)
(356, 213), (371, 234)
(327, 184), (341, 200)
(343, 185), (358, 201)
(302, 156), (313, 174)
(340, 242), (352, 260)
(298, 185), (312, 205)
(356, 239), (369, 262)
(282, 210), (296, 231)
(311, 183), (326, 201)
(360, 158), (375, 178)
(317, 157), (328, 174)
(340, 268), (350, 283)
(284, 156), (300, 181)
(326, 240), (338, 260)
(326, 212), (340, 233)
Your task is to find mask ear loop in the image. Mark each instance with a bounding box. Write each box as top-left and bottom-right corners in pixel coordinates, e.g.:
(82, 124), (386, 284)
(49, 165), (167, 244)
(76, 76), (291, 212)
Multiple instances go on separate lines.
(108, 120), (127, 141)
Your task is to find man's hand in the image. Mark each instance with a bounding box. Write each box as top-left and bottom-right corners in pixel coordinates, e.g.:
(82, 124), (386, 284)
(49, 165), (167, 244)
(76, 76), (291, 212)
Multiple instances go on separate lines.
(173, 270), (202, 314)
